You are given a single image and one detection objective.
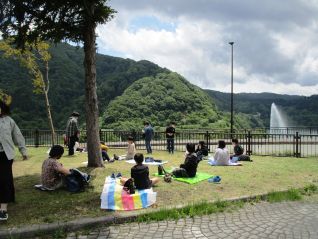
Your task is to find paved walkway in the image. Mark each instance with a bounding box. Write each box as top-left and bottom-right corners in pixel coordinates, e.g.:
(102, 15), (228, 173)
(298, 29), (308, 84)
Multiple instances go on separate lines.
(67, 201), (318, 239)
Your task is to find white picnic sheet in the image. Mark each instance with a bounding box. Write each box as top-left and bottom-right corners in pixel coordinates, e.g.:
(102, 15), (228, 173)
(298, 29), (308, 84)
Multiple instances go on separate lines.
(125, 159), (168, 166)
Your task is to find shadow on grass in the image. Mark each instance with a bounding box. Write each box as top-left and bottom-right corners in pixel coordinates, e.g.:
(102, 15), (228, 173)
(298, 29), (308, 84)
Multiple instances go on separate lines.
(0, 173), (107, 228)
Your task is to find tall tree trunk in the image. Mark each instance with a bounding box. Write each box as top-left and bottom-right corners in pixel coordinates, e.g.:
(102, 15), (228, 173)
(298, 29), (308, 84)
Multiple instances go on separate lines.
(44, 62), (56, 145)
(83, 6), (103, 167)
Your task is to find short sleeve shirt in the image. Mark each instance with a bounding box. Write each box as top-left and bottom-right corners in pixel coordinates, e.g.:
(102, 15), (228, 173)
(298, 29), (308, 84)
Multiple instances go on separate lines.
(41, 158), (63, 189)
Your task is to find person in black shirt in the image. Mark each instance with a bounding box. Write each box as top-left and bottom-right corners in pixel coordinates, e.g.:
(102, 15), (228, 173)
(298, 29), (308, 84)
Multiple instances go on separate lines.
(232, 138), (243, 156)
(166, 122), (176, 154)
(196, 141), (209, 161)
(231, 138), (251, 161)
(121, 153), (159, 190)
(172, 143), (198, 178)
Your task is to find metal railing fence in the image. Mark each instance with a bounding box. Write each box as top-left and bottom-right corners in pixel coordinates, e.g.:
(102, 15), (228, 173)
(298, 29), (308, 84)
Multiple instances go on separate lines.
(21, 129), (318, 158)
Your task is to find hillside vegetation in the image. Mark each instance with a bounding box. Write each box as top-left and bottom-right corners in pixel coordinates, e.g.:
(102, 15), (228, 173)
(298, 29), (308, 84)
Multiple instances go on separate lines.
(0, 43), (167, 129)
(102, 72), (263, 130)
(1, 42), (316, 130)
(206, 90), (318, 127)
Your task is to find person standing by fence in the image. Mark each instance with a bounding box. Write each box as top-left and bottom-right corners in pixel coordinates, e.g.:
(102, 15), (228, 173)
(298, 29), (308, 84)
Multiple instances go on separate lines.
(66, 111), (80, 156)
(143, 122), (154, 154)
(0, 99), (27, 221)
(166, 122), (176, 154)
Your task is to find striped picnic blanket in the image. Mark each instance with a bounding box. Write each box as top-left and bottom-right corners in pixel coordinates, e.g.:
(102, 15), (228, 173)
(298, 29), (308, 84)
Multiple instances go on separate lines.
(101, 177), (157, 211)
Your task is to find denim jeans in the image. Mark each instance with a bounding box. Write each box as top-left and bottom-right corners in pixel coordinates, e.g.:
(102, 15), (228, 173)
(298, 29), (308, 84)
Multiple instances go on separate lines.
(145, 140), (152, 153)
(167, 138), (174, 153)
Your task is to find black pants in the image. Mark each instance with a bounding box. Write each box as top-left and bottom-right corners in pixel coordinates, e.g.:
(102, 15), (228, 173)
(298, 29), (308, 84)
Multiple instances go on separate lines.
(0, 152), (15, 203)
(172, 168), (189, 178)
(68, 135), (78, 155)
(167, 138), (174, 153)
(102, 150), (111, 161)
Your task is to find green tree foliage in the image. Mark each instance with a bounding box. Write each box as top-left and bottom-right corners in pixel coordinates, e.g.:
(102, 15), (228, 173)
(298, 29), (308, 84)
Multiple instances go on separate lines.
(0, 43), (168, 129)
(0, 39), (56, 144)
(0, 0), (116, 166)
(103, 72), (228, 130)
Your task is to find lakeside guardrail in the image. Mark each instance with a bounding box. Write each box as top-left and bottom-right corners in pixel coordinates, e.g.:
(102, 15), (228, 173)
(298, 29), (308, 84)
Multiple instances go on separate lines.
(21, 128), (318, 158)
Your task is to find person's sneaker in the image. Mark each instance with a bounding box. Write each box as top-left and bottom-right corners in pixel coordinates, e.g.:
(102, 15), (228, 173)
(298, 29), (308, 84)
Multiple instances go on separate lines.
(116, 172), (122, 178)
(110, 173), (116, 179)
(0, 210), (8, 221)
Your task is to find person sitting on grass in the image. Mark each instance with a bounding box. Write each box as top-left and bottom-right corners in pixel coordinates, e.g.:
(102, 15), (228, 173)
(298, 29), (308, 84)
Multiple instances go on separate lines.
(210, 140), (242, 166)
(231, 138), (251, 161)
(41, 145), (71, 190)
(196, 140), (209, 161)
(100, 141), (113, 162)
(121, 153), (159, 190)
(159, 143), (198, 178)
(212, 140), (230, 166)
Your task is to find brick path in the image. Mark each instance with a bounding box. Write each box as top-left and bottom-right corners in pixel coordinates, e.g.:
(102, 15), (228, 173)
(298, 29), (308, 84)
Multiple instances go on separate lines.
(67, 201), (318, 239)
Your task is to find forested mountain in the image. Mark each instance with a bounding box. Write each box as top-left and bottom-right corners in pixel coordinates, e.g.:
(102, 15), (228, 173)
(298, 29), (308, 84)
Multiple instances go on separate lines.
(1, 42), (316, 130)
(102, 72), (264, 130)
(205, 90), (318, 127)
(0, 43), (168, 129)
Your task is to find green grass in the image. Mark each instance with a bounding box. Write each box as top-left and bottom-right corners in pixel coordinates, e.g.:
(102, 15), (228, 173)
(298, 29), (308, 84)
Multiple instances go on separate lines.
(1, 147), (318, 228)
(266, 189), (302, 202)
(136, 200), (244, 222)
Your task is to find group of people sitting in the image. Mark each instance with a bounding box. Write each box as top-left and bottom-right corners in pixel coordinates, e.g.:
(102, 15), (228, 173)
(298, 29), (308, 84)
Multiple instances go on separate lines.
(40, 137), (248, 192)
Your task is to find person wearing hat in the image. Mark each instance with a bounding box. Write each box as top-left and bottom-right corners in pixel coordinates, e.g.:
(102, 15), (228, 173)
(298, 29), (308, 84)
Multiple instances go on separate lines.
(0, 96), (27, 221)
(66, 111), (80, 156)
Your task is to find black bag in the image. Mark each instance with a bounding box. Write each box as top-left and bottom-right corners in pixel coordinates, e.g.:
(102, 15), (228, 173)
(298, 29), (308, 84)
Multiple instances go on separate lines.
(65, 169), (90, 193)
(238, 155), (252, 161)
(123, 178), (135, 194)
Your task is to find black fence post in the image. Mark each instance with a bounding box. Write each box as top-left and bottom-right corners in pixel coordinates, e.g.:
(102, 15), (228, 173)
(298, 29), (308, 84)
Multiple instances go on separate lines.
(294, 132), (301, 158)
(35, 129), (39, 147)
(206, 131), (210, 152)
(99, 129), (102, 142)
(247, 131), (252, 155)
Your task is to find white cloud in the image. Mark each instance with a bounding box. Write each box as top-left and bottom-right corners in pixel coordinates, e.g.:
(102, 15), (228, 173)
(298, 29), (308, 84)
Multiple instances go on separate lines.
(97, 0), (318, 96)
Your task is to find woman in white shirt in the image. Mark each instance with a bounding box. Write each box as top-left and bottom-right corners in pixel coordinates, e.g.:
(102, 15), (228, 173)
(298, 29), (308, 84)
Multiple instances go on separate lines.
(212, 140), (230, 166)
(0, 99), (27, 221)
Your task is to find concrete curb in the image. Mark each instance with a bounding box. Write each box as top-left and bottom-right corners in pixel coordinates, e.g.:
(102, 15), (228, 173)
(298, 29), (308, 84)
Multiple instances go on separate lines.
(0, 189), (292, 239)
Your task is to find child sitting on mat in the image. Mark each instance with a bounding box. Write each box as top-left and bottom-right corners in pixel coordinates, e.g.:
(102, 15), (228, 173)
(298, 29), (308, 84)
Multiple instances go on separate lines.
(121, 153), (159, 190)
(160, 143), (199, 178)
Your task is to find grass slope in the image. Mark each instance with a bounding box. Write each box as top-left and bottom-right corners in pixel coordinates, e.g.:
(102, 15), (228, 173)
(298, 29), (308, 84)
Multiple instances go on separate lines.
(1, 147), (317, 228)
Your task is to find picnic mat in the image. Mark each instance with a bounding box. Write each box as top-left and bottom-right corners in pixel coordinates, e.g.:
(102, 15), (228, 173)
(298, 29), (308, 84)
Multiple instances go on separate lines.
(101, 177), (157, 211)
(208, 159), (241, 166)
(155, 171), (213, 184)
(125, 159), (168, 166)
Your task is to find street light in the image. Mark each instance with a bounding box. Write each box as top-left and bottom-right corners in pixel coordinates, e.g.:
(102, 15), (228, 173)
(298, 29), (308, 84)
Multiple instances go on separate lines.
(229, 42), (234, 135)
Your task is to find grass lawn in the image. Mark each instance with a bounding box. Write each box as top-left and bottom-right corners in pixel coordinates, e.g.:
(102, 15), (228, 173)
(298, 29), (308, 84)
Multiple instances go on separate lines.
(1, 147), (317, 228)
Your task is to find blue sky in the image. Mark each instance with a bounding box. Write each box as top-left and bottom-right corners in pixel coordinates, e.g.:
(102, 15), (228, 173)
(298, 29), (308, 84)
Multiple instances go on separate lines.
(129, 15), (176, 33)
(96, 0), (318, 96)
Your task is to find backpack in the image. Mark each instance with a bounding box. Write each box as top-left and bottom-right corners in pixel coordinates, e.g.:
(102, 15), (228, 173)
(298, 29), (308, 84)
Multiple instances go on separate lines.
(65, 169), (90, 193)
(123, 178), (135, 194)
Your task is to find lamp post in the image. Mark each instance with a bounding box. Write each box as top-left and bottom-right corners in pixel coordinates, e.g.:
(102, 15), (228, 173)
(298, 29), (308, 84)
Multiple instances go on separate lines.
(229, 42), (234, 135)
